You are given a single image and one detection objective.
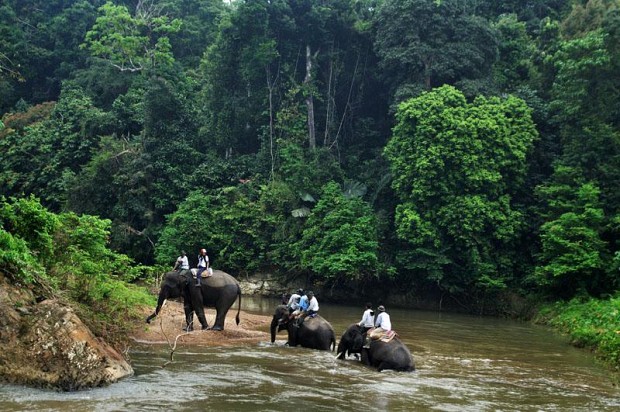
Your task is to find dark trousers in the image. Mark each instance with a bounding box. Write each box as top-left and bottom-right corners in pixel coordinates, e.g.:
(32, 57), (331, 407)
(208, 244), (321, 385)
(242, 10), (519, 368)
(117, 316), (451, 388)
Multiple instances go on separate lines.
(196, 267), (206, 285)
(296, 310), (316, 327)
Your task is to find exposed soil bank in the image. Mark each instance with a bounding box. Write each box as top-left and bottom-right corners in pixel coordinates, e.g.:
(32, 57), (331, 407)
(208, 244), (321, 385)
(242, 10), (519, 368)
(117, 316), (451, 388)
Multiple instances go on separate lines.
(0, 274), (133, 391)
(130, 300), (272, 347)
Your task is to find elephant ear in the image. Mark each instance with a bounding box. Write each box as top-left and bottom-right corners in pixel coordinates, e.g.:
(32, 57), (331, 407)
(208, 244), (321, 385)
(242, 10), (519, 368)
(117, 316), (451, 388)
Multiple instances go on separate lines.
(351, 324), (363, 337)
(274, 306), (288, 321)
(162, 272), (176, 285)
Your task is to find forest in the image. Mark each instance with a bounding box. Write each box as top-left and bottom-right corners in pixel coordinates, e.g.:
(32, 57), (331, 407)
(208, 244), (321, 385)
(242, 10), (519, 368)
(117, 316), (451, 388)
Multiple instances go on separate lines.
(0, 1), (619, 365)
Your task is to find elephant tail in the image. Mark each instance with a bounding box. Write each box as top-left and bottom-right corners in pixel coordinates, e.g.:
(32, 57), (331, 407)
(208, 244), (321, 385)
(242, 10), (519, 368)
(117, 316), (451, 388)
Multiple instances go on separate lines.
(235, 285), (241, 326)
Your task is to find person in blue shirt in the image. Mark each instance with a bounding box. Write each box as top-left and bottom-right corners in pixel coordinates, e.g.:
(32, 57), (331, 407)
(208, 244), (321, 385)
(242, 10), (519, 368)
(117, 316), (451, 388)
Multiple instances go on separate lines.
(291, 292), (309, 319)
(295, 291), (318, 327)
(298, 292), (309, 312)
(286, 288), (303, 314)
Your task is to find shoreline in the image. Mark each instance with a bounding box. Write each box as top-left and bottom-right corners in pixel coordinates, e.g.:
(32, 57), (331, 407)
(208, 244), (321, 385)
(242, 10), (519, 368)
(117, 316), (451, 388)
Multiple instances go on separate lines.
(129, 301), (273, 347)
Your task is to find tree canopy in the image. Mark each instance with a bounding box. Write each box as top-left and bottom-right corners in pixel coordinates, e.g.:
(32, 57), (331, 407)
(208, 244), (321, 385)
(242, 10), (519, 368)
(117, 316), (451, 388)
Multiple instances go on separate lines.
(1, 0), (619, 310)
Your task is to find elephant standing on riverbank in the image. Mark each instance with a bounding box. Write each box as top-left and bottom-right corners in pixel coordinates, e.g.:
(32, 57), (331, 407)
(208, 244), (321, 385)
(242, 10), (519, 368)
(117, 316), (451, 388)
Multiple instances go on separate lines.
(270, 305), (336, 351)
(145, 270), (241, 331)
(337, 323), (414, 371)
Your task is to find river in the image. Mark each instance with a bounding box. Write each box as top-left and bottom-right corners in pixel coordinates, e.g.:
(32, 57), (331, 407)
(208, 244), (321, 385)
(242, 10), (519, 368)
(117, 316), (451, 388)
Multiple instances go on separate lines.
(0, 297), (618, 411)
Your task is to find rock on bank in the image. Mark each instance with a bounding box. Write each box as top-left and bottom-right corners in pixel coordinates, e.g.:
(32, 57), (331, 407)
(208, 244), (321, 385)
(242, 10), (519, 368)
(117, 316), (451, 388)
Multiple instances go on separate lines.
(0, 274), (133, 391)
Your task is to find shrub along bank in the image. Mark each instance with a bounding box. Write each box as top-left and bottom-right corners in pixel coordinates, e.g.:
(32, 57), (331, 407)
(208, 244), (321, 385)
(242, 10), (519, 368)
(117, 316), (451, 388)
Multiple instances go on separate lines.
(535, 295), (620, 371)
(0, 196), (155, 348)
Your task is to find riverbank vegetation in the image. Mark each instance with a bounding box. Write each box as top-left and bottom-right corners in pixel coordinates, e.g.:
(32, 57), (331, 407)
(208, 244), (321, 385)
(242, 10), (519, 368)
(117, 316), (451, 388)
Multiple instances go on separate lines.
(536, 296), (620, 370)
(1, 1), (618, 367)
(0, 196), (154, 346)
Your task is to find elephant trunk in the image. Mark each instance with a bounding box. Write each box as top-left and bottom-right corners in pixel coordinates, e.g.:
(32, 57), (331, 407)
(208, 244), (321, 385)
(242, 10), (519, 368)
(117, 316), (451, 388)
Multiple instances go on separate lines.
(270, 317), (278, 343)
(145, 289), (167, 324)
(336, 341), (346, 358)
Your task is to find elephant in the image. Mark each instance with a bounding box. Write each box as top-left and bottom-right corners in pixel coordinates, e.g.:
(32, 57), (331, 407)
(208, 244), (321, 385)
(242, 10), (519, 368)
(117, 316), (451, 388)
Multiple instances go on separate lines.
(270, 305), (336, 351)
(145, 269), (241, 331)
(337, 323), (415, 372)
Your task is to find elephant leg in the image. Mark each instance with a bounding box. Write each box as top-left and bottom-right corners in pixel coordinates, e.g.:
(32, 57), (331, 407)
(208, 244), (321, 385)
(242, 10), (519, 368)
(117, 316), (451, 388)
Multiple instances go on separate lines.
(377, 361), (391, 372)
(188, 286), (209, 330)
(183, 304), (194, 332)
(361, 348), (371, 366)
(211, 309), (225, 331)
(212, 290), (236, 331)
(194, 306), (209, 330)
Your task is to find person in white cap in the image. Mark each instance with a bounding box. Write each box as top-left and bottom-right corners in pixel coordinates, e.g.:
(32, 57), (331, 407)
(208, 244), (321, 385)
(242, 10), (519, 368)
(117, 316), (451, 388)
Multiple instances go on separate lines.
(196, 248), (209, 287)
(370, 305), (391, 340)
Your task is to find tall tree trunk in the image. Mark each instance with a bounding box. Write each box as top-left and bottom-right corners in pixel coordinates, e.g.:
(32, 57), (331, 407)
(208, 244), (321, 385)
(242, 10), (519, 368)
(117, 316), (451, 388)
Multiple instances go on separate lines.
(324, 45), (335, 147)
(304, 44), (316, 150)
(266, 64), (277, 180)
(332, 51), (360, 152)
(423, 55), (434, 90)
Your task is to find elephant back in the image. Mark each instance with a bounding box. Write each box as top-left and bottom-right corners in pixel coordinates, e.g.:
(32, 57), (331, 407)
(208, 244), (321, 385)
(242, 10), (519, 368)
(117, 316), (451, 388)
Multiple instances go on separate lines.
(203, 270), (239, 288)
(303, 315), (329, 329)
(370, 338), (415, 371)
(297, 315), (336, 351)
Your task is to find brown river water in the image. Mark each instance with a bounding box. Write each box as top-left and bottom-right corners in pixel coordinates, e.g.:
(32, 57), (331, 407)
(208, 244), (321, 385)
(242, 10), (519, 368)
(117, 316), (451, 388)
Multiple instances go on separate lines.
(0, 296), (618, 411)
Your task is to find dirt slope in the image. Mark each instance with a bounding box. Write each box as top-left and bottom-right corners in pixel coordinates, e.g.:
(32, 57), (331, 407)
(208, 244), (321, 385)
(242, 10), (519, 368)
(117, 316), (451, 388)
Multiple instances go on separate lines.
(130, 301), (273, 347)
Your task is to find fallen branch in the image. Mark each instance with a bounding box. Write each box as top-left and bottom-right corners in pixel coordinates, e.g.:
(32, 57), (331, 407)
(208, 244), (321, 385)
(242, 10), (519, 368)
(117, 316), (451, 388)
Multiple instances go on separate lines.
(156, 301), (192, 367)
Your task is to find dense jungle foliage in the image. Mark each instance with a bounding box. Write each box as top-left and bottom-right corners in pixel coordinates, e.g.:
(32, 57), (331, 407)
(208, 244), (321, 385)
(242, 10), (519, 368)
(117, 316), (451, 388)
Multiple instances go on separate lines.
(1, 0), (619, 358)
(0, 196), (155, 340)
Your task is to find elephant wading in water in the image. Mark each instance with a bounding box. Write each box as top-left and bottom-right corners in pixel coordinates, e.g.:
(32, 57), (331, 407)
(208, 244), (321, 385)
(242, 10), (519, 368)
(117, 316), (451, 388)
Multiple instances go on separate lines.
(146, 269), (241, 331)
(337, 323), (414, 372)
(270, 305), (336, 351)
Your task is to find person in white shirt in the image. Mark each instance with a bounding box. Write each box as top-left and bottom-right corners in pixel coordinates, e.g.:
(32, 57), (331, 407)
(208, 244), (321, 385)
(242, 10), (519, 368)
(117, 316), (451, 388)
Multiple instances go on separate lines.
(173, 251), (189, 272)
(306, 291), (319, 315)
(358, 302), (375, 333)
(286, 288), (303, 314)
(196, 248), (209, 287)
(370, 305), (391, 340)
(296, 291), (318, 327)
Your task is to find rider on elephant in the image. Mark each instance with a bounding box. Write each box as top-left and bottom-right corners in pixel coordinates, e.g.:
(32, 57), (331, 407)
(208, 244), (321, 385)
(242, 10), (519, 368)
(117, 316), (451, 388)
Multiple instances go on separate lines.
(173, 251), (189, 272)
(295, 291), (318, 327)
(196, 248), (209, 287)
(286, 288), (303, 314)
(358, 302), (375, 334)
(291, 292), (309, 318)
(369, 305), (392, 341)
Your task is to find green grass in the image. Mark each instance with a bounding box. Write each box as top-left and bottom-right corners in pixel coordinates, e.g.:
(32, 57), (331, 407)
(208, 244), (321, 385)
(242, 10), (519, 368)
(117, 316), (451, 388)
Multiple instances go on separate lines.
(535, 295), (620, 370)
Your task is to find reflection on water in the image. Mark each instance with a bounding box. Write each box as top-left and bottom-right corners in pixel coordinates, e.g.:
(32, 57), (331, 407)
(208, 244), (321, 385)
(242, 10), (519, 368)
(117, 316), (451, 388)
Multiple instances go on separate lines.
(0, 296), (618, 411)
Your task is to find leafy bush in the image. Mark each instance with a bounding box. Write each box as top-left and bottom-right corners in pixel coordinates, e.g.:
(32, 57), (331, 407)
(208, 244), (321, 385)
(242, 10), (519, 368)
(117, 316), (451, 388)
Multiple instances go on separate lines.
(0, 196), (154, 338)
(298, 181), (380, 282)
(51, 212), (149, 303)
(259, 180), (308, 270)
(0, 229), (44, 284)
(0, 195), (60, 262)
(156, 186), (267, 273)
(536, 296), (620, 369)
(384, 85), (537, 295)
